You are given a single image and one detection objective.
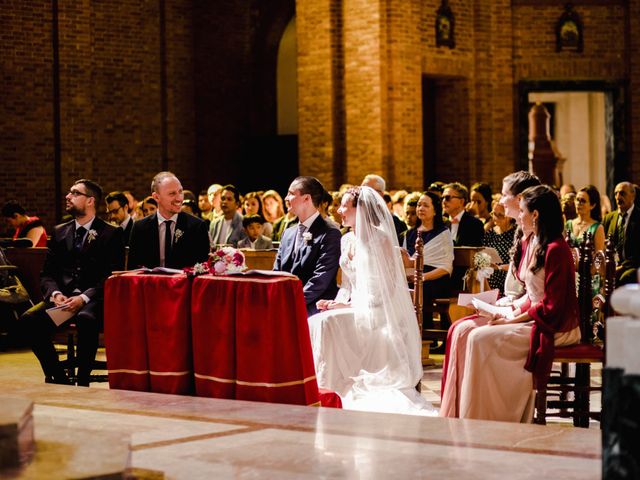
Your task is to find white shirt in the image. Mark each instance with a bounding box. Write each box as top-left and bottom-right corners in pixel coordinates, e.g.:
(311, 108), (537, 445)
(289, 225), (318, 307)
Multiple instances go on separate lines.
(157, 211), (179, 267)
(119, 215), (132, 231)
(218, 218), (233, 245)
(299, 211), (320, 231)
(449, 210), (464, 242)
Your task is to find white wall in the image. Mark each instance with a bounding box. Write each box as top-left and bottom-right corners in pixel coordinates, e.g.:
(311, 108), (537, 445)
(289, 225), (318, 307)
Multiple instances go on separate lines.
(528, 92), (606, 194)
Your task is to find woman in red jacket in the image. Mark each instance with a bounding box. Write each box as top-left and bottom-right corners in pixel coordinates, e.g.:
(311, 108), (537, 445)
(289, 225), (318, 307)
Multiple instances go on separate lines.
(441, 185), (580, 422)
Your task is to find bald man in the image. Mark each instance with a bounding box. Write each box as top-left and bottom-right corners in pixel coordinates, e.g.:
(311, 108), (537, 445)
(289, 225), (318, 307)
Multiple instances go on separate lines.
(603, 182), (640, 285)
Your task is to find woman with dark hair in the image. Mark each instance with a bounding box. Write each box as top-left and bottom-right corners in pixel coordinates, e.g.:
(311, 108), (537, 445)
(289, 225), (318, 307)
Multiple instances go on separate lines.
(243, 191), (273, 238)
(1, 200), (47, 247)
(468, 182), (493, 227)
(441, 170), (540, 418)
(401, 191), (454, 329)
(442, 185), (580, 422)
(566, 184), (605, 252)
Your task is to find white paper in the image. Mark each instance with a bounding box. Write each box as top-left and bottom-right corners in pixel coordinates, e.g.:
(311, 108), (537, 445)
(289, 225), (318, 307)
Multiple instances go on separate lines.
(471, 298), (515, 319)
(46, 305), (74, 326)
(481, 247), (503, 265)
(457, 289), (500, 307)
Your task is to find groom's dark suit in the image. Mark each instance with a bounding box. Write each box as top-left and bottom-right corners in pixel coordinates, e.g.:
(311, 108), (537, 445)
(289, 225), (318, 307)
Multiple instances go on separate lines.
(128, 212), (210, 270)
(21, 217), (125, 383)
(274, 214), (341, 316)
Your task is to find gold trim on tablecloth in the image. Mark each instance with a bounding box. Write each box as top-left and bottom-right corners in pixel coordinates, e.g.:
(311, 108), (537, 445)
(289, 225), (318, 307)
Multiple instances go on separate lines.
(194, 373), (317, 388)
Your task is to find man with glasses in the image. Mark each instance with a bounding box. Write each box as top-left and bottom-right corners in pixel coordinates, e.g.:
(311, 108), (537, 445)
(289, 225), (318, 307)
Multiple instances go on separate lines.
(442, 182), (484, 292)
(105, 191), (133, 246)
(21, 179), (125, 386)
(603, 181), (640, 285)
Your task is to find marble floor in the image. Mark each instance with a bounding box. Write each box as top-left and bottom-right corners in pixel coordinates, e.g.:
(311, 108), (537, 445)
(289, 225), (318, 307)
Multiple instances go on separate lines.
(0, 349), (602, 479)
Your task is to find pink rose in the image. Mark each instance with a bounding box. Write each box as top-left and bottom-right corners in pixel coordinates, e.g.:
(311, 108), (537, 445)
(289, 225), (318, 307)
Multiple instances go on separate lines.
(213, 261), (226, 274)
(232, 252), (244, 265)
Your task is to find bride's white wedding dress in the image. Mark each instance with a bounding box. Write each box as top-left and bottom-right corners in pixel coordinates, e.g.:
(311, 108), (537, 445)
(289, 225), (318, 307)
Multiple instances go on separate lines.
(308, 188), (438, 416)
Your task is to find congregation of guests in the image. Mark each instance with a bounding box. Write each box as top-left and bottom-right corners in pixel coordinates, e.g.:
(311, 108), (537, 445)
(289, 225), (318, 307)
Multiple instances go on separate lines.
(2, 169), (639, 423)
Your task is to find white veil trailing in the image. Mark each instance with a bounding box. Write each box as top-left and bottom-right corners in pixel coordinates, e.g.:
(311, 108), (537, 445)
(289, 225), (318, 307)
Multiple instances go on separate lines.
(344, 186), (432, 414)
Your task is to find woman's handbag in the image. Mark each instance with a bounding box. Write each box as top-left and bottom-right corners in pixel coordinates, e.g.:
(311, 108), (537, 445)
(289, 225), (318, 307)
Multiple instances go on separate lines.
(0, 248), (31, 304)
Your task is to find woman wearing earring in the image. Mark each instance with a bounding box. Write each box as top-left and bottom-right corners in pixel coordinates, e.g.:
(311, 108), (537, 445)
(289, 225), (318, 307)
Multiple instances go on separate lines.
(565, 185), (605, 252)
(442, 185), (580, 422)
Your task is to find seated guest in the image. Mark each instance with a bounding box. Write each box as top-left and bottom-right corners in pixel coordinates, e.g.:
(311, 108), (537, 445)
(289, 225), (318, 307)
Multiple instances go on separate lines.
(482, 203), (516, 294)
(198, 189), (213, 220)
(141, 196), (157, 217)
(402, 191), (454, 329)
(442, 182), (484, 246)
(262, 190), (285, 225)
(105, 191), (133, 246)
(427, 181), (446, 197)
(209, 185), (247, 248)
(603, 181), (640, 285)
(560, 183), (576, 197)
(243, 191), (273, 238)
(467, 182), (493, 227)
(328, 191), (343, 227)
(361, 174), (407, 244)
(443, 182), (484, 291)
(128, 172), (210, 269)
(565, 185), (605, 251)
(123, 191), (139, 220)
(272, 205), (298, 242)
(403, 192), (420, 230)
(206, 183), (223, 221)
(561, 192), (577, 223)
(21, 179), (124, 385)
(238, 215), (273, 250)
(318, 190), (340, 228)
(1, 200), (47, 247)
(392, 189), (408, 219)
(181, 198), (199, 217)
(442, 184), (580, 422)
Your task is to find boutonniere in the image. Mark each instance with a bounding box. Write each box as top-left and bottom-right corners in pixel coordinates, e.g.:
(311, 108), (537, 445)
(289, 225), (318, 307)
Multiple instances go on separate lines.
(87, 229), (98, 243)
(174, 229), (184, 242)
(303, 231), (313, 245)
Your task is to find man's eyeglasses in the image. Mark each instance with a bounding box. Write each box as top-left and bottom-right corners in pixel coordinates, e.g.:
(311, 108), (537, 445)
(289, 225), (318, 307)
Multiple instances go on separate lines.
(68, 189), (90, 198)
(106, 206), (123, 215)
(442, 195), (463, 201)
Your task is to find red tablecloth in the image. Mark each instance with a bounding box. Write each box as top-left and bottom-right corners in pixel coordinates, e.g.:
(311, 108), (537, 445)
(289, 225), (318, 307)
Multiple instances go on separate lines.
(191, 275), (319, 406)
(104, 273), (193, 394)
(103, 272), (320, 407)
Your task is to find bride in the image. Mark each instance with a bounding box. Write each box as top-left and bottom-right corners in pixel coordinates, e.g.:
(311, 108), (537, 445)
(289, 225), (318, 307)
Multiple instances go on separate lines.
(308, 186), (437, 416)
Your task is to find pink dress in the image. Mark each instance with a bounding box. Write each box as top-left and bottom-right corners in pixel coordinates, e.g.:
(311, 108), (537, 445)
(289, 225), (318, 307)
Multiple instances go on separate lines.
(440, 236), (580, 422)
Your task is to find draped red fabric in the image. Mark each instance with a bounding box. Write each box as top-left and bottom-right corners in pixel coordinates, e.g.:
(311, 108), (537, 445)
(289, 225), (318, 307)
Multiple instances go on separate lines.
(191, 275), (320, 406)
(105, 273), (193, 394)
(524, 238), (579, 388)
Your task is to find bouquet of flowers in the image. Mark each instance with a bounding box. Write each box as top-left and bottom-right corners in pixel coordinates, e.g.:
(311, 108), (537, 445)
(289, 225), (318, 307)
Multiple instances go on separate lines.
(184, 247), (247, 277)
(473, 251), (492, 270)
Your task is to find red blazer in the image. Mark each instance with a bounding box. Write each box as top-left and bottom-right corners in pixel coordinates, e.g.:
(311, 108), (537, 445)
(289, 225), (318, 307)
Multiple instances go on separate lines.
(523, 237), (579, 387)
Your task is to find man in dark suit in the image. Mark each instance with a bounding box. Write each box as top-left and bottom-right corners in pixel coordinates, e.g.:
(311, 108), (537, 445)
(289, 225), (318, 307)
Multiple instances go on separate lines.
(128, 172), (210, 270)
(603, 181), (640, 285)
(105, 191), (134, 246)
(274, 176), (341, 316)
(442, 182), (484, 292)
(21, 179), (125, 386)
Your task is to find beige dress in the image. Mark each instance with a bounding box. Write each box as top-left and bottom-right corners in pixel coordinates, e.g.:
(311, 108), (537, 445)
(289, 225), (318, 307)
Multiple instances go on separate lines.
(440, 237), (580, 422)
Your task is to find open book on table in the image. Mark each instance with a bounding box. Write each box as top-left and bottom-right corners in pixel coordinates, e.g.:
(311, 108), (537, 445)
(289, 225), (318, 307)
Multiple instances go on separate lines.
(227, 269), (297, 277)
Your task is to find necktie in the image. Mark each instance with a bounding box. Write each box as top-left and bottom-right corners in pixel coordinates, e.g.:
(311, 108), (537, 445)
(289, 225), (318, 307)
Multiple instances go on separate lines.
(617, 212), (627, 258)
(294, 224), (306, 253)
(164, 220), (173, 265)
(74, 226), (86, 252)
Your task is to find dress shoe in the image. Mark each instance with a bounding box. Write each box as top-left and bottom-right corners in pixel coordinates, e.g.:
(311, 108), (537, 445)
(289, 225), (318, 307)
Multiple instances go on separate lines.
(45, 375), (73, 385)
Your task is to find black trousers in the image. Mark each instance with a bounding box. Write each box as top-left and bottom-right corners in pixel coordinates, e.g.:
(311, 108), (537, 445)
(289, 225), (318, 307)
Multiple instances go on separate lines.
(20, 300), (101, 382)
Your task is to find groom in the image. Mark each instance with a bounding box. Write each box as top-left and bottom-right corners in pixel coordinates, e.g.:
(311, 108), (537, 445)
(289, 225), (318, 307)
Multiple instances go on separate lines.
(274, 176), (341, 316)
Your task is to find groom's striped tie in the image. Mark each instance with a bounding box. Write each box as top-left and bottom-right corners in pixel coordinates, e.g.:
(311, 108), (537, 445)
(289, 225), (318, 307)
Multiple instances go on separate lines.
(294, 224), (306, 253)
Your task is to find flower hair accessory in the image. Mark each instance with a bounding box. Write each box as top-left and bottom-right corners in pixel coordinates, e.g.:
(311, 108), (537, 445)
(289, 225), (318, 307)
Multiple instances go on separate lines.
(87, 229), (98, 243)
(302, 231), (313, 245)
(184, 246), (247, 277)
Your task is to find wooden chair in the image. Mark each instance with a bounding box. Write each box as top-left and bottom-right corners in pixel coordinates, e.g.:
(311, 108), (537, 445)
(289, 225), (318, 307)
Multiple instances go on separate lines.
(534, 234), (615, 427)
